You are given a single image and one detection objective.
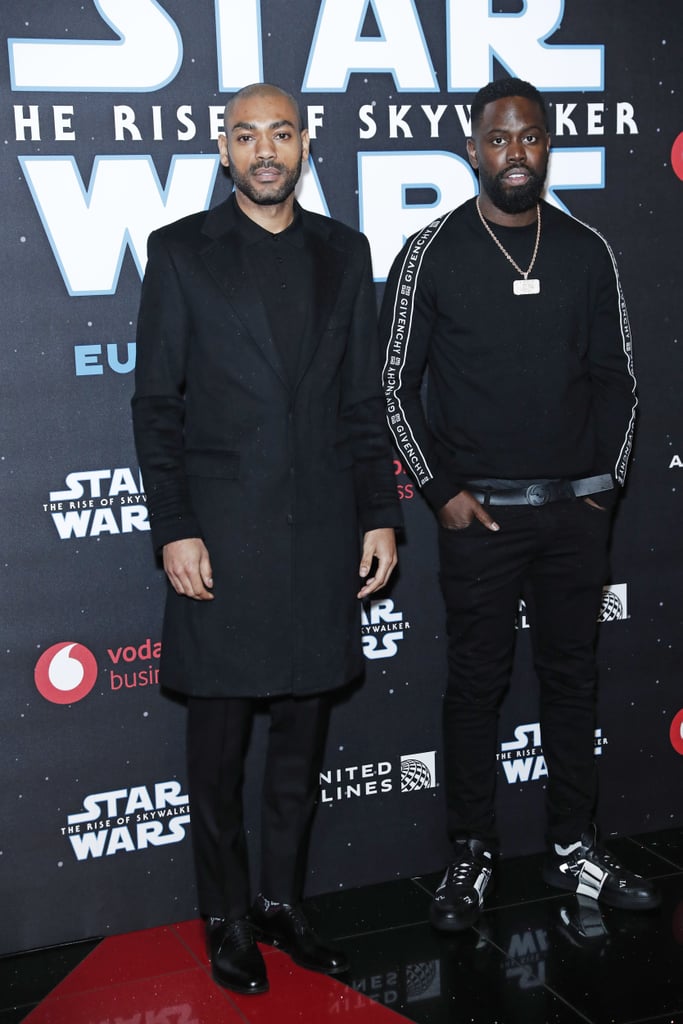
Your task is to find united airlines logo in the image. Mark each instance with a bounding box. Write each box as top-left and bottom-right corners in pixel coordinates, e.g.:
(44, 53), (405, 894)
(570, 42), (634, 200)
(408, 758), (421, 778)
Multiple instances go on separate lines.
(597, 584), (628, 622)
(518, 584), (628, 629)
(400, 751), (437, 793)
(319, 750), (436, 803)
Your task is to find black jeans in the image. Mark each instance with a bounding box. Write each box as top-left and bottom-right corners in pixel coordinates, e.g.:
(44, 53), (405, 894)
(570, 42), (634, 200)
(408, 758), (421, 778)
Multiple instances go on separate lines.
(438, 499), (611, 850)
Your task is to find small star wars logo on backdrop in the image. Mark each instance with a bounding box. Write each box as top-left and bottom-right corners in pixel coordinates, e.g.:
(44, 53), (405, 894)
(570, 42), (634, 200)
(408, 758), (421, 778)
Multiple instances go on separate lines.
(361, 598), (410, 660)
(62, 780), (190, 861)
(34, 636), (161, 704)
(43, 466), (149, 540)
(498, 722), (606, 785)
(517, 584), (628, 629)
(319, 750), (436, 803)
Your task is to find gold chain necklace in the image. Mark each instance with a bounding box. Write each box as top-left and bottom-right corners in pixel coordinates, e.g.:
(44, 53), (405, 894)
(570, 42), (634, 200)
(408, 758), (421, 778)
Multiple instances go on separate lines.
(475, 197), (542, 296)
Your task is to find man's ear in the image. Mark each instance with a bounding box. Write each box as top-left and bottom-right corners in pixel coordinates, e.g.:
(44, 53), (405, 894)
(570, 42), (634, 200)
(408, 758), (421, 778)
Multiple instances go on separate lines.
(217, 134), (229, 168)
(466, 137), (478, 170)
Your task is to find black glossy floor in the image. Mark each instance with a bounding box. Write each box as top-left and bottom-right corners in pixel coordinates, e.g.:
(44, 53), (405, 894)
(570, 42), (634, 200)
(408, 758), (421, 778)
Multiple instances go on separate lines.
(3, 827), (683, 1024)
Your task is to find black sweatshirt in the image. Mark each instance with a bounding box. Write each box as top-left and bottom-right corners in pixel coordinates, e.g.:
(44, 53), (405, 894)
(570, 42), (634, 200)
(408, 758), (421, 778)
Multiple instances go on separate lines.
(379, 198), (637, 510)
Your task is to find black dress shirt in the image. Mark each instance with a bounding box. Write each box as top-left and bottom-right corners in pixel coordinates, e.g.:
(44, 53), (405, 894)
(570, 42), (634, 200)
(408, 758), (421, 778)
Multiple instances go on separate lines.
(233, 195), (314, 385)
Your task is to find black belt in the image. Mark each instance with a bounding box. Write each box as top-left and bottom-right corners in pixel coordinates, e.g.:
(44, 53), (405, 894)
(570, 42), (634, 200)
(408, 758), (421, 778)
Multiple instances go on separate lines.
(466, 474), (612, 507)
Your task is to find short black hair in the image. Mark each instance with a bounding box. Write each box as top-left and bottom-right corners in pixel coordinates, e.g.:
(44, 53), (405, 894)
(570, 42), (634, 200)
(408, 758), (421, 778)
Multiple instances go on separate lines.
(470, 77), (549, 134)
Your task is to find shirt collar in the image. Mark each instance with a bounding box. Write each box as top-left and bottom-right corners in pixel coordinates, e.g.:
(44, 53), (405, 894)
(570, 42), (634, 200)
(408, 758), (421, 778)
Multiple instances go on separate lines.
(231, 193), (305, 248)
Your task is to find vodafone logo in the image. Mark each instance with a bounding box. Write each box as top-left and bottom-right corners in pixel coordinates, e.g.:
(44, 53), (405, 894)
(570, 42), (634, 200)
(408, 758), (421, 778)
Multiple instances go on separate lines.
(672, 132), (683, 182)
(34, 642), (98, 705)
(670, 710), (683, 756)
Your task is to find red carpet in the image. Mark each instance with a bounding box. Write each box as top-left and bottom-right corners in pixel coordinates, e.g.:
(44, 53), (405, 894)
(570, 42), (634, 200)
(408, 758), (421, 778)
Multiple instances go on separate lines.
(22, 918), (409, 1023)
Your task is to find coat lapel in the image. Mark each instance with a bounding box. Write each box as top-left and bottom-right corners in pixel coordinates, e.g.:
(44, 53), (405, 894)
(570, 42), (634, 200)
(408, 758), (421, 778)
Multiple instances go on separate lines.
(199, 198), (289, 386)
(293, 212), (349, 388)
(197, 199), (351, 391)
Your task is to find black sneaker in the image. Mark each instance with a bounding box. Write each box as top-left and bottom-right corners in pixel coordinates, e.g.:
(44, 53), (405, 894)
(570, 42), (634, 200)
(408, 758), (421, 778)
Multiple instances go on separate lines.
(558, 895), (610, 949)
(430, 838), (495, 932)
(543, 829), (661, 910)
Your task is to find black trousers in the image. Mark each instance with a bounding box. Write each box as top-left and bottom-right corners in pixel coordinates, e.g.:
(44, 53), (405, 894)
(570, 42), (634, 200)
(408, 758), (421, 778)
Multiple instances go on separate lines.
(438, 499), (612, 851)
(186, 693), (330, 920)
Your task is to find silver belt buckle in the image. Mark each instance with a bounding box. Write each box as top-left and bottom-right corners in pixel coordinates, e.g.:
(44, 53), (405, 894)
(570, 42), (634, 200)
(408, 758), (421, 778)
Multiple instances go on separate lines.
(526, 483), (550, 506)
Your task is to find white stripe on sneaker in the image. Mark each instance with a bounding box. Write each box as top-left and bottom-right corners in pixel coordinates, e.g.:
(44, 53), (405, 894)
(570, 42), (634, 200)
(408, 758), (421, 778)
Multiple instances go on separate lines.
(576, 858), (608, 899)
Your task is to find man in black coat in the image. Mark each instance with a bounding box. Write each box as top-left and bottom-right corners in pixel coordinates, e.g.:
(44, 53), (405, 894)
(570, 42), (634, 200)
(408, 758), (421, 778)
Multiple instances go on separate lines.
(132, 82), (400, 995)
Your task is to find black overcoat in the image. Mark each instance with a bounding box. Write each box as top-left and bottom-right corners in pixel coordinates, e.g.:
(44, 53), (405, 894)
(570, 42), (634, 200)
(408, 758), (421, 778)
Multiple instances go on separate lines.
(132, 197), (401, 698)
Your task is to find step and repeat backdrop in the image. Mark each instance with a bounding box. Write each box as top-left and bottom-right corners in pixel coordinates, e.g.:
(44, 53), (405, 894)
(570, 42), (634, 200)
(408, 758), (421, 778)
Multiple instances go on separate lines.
(2, 0), (681, 955)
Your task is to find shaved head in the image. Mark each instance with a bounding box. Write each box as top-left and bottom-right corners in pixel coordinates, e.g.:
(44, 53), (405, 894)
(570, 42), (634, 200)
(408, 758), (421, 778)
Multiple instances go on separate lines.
(224, 83), (303, 132)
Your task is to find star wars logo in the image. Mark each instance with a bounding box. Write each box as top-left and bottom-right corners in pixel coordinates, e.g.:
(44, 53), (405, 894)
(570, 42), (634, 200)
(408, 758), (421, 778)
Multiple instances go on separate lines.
(9, 1), (630, 290)
(498, 723), (606, 784)
(319, 751), (436, 804)
(505, 928), (548, 990)
(44, 467), (149, 539)
(361, 598), (410, 660)
(62, 780), (190, 860)
(517, 584), (628, 629)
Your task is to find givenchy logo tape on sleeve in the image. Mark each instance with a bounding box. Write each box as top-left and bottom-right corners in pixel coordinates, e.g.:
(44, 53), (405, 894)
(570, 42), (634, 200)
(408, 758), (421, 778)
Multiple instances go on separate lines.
(381, 213), (454, 487)
(572, 217), (637, 485)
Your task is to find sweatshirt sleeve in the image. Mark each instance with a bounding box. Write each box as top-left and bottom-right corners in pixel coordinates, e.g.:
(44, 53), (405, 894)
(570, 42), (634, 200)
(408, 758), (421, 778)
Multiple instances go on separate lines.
(586, 232), (638, 504)
(378, 217), (465, 511)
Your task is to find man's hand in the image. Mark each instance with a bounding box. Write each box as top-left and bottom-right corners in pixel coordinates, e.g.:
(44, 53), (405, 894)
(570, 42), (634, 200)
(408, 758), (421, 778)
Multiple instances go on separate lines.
(584, 497), (606, 510)
(162, 538), (214, 600)
(357, 528), (398, 599)
(438, 491), (500, 532)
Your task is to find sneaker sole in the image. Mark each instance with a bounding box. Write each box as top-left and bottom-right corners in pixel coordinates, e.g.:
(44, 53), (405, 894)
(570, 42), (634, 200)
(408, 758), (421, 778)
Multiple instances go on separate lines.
(429, 902), (482, 932)
(543, 865), (661, 911)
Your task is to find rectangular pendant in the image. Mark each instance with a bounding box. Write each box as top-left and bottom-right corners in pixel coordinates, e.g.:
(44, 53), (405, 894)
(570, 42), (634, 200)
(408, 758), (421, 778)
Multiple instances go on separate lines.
(513, 278), (540, 295)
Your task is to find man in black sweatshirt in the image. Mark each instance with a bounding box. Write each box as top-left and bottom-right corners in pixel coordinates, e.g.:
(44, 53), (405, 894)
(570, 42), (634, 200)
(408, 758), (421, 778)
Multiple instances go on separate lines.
(380, 77), (658, 931)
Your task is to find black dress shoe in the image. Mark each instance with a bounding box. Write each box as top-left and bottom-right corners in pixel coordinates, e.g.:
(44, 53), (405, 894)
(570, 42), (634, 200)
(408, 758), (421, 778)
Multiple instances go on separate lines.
(249, 895), (349, 975)
(206, 916), (268, 994)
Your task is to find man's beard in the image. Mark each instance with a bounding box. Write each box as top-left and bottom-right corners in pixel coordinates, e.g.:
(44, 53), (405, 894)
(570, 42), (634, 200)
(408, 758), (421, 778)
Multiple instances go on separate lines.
(479, 164), (546, 214)
(231, 158), (302, 206)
